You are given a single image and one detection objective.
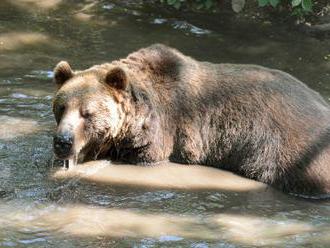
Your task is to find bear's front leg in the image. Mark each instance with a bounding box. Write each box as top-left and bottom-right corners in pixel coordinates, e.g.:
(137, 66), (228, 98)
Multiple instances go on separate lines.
(169, 126), (206, 165)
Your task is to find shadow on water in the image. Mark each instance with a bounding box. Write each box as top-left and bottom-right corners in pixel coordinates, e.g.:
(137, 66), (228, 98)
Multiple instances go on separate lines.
(1, 0), (330, 247)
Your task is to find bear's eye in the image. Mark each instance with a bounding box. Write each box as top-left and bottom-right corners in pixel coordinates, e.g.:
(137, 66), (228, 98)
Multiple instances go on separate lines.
(54, 104), (65, 123)
(81, 110), (93, 119)
(58, 105), (65, 113)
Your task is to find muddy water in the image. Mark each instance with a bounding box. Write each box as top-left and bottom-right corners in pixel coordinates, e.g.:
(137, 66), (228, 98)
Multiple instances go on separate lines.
(0, 0), (330, 247)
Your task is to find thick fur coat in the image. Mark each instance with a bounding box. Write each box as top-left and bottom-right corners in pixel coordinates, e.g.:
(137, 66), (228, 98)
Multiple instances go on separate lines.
(53, 44), (330, 195)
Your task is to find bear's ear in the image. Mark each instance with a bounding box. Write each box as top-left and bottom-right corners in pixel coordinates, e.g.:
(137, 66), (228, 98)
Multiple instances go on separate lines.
(105, 67), (128, 91)
(53, 61), (73, 87)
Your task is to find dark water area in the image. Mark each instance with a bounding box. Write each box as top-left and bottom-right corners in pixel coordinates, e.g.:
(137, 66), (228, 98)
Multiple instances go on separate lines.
(0, 0), (330, 247)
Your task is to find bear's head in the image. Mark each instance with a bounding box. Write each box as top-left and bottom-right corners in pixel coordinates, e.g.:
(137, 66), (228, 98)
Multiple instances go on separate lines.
(52, 61), (144, 164)
(52, 45), (182, 165)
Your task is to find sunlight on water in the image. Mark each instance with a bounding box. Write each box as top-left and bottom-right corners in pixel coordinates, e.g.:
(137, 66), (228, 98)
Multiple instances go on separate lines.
(1, 0), (63, 11)
(0, 32), (49, 51)
(0, 199), (328, 246)
(0, 0), (330, 247)
(49, 161), (330, 246)
(0, 116), (40, 140)
(53, 161), (268, 192)
(0, 201), (329, 245)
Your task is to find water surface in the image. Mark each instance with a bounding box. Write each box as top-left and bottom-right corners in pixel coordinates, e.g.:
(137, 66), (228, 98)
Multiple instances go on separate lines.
(0, 0), (330, 247)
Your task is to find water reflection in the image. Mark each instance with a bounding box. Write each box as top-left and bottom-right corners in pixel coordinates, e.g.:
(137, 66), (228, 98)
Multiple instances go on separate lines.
(53, 161), (269, 192)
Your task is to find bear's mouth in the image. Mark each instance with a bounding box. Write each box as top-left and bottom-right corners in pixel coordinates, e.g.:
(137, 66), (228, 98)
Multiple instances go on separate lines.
(64, 155), (77, 169)
(63, 147), (89, 169)
(55, 138), (100, 169)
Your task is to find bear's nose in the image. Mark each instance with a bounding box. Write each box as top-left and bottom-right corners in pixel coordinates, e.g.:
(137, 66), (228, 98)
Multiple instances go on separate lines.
(53, 132), (74, 159)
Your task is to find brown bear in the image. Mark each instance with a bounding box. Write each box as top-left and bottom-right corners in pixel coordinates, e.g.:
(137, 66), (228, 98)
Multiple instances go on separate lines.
(52, 44), (330, 196)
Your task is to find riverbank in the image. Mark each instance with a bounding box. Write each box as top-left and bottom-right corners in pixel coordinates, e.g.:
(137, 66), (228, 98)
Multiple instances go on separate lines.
(153, 0), (330, 37)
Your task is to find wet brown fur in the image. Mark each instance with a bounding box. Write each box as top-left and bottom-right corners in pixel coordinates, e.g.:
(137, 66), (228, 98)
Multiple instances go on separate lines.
(53, 44), (330, 195)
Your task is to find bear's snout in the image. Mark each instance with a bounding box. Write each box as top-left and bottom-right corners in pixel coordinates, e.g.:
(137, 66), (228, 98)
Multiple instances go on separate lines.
(53, 132), (74, 159)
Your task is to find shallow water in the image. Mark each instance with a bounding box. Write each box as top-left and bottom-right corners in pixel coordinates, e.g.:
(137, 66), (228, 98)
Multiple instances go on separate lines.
(0, 0), (330, 247)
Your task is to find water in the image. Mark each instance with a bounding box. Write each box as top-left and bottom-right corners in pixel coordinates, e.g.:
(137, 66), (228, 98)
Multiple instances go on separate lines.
(0, 0), (330, 247)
